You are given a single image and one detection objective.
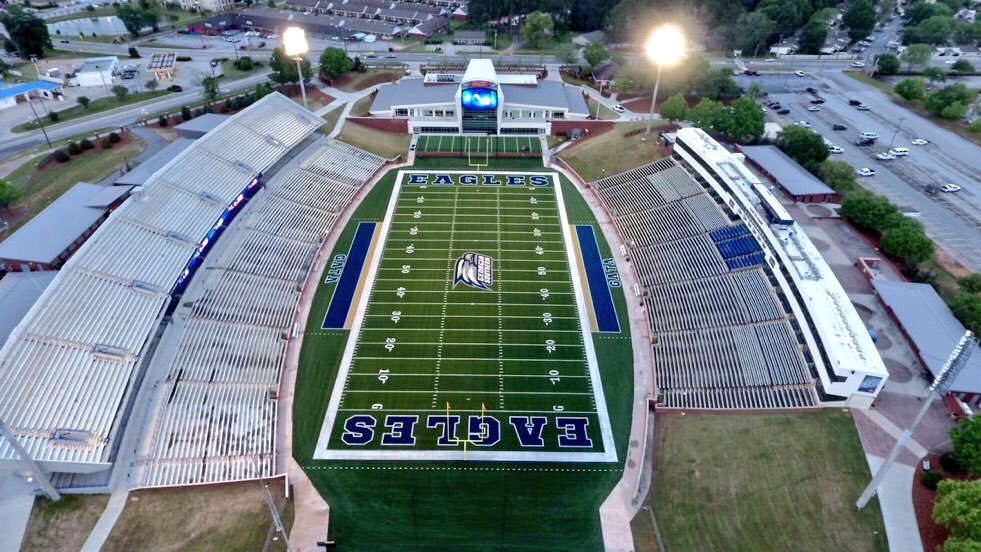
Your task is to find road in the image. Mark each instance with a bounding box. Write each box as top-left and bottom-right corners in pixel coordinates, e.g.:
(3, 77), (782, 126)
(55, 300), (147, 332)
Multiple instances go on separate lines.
(739, 70), (981, 271)
(0, 70), (271, 158)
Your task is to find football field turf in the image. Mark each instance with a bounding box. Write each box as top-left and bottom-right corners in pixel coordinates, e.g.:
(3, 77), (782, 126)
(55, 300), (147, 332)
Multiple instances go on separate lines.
(314, 171), (616, 461)
(415, 135), (543, 155)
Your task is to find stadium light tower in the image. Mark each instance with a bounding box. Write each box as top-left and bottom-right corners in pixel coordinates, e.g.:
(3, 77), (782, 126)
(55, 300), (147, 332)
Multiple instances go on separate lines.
(644, 24), (686, 134)
(283, 27), (309, 109)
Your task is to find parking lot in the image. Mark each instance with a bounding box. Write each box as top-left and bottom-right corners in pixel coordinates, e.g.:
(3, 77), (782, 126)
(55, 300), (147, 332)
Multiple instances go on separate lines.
(739, 70), (981, 271)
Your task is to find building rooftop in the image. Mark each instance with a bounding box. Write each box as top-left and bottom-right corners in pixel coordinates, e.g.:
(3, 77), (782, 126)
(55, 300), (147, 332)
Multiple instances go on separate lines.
(0, 81), (61, 101)
(77, 56), (118, 74)
(0, 183), (131, 265)
(501, 81), (589, 115)
(0, 271), (57, 347)
(372, 79), (457, 110)
(454, 30), (486, 41)
(174, 113), (230, 137)
(739, 145), (836, 197)
(872, 279), (981, 393)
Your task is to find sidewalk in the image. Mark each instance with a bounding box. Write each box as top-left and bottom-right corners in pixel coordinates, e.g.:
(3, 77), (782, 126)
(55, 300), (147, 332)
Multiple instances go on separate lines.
(0, 474), (35, 552)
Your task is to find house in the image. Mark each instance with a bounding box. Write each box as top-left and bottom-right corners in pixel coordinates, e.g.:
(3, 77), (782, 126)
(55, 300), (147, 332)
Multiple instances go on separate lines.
(454, 30), (486, 45)
(451, 5), (467, 21)
(590, 61), (619, 89)
(73, 56), (118, 87)
(405, 15), (449, 40)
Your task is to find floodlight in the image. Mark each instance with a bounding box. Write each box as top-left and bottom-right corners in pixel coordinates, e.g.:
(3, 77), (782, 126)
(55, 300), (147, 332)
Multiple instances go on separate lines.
(283, 27), (308, 57)
(645, 24), (685, 67)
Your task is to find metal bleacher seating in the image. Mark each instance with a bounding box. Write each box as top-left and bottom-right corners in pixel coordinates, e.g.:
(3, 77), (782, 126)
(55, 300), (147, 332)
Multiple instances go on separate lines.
(130, 139), (385, 487)
(592, 159), (817, 409)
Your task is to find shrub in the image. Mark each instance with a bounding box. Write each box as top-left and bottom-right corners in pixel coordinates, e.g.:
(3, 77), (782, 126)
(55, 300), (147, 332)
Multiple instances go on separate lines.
(79, 138), (94, 150)
(194, 107), (206, 117)
(921, 469), (944, 491)
(158, 115), (168, 127)
(970, 120), (981, 134)
(53, 149), (70, 162)
(48, 111), (59, 122)
(108, 132), (121, 144)
(100, 138), (112, 149)
(181, 105), (192, 121)
(940, 452), (966, 474)
(67, 141), (82, 155)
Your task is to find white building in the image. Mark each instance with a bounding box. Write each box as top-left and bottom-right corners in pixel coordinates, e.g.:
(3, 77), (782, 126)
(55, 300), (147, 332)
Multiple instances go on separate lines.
(73, 56), (118, 88)
(370, 59), (590, 135)
(177, 0), (235, 12)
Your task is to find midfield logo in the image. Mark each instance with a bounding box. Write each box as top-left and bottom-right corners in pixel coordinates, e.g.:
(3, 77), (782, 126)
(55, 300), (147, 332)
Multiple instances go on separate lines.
(454, 252), (493, 290)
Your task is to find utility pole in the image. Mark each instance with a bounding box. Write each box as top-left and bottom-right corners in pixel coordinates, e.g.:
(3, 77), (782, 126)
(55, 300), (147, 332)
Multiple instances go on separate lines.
(888, 117), (906, 150)
(856, 331), (975, 510)
(27, 99), (52, 148)
(0, 421), (60, 501)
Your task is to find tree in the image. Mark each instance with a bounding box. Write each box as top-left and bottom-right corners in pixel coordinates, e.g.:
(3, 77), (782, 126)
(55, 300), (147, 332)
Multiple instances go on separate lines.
(950, 417), (981, 475)
(718, 97), (765, 142)
(235, 56), (254, 71)
(202, 75), (220, 101)
(0, 6), (52, 58)
(900, 44), (933, 73)
(555, 43), (579, 64)
(145, 79), (158, 91)
(895, 78), (926, 101)
(817, 160), (858, 194)
(798, 18), (828, 54)
(319, 47), (353, 79)
(950, 292), (981, 336)
(111, 84), (129, 101)
(840, 191), (899, 231)
(776, 126), (829, 172)
(267, 0), (275, 7)
(924, 84), (975, 117)
(746, 82), (767, 100)
(908, 15), (955, 44)
(933, 480), (981, 546)
(687, 98), (725, 132)
(0, 179), (21, 214)
(875, 53), (900, 75)
(116, 3), (153, 38)
(659, 93), (687, 122)
(128, 46), (140, 58)
(960, 274), (981, 294)
(923, 66), (947, 85)
(269, 47), (312, 84)
(951, 59), (974, 73)
(907, 1), (953, 26)
(611, 62), (654, 94)
(842, 0), (876, 41)
(696, 68), (741, 101)
(880, 220), (934, 263)
(582, 42), (609, 70)
(729, 11), (775, 55)
(77, 95), (91, 109)
(522, 11), (555, 49)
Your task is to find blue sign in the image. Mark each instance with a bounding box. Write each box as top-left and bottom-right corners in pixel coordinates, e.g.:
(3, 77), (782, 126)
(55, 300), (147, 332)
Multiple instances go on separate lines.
(461, 87), (498, 110)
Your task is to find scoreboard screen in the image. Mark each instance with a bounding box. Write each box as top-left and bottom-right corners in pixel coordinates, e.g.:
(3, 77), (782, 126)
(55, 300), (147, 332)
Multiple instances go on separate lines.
(461, 87), (498, 110)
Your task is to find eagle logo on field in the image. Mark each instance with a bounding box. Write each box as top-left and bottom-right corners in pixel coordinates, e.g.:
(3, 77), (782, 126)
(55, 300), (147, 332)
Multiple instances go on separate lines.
(454, 252), (494, 290)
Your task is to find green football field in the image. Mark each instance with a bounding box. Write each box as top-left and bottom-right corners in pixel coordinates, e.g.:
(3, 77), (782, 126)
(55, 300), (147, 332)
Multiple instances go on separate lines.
(314, 171), (615, 461)
(415, 135), (543, 155)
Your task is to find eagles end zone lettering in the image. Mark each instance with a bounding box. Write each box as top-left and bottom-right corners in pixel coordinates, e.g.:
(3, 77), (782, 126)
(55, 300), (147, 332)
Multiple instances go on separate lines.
(405, 173), (549, 187)
(341, 415), (594, 448)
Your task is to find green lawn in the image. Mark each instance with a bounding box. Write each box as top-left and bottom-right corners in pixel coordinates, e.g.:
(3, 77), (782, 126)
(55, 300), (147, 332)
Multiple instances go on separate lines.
(332, 69), (404, 92)
(12, 90), (171, 133)
(633, 411), (888, 552)
(220, 59), (264, 80)
(21, 495), (109, 552)
(415, 134), (543, 155)
(336, 122), (410, 160)
(293, 164), (635, 550)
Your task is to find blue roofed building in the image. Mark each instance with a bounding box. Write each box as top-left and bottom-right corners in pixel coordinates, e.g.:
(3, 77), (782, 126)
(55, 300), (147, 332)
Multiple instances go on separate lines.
(0, 81), (63, 111)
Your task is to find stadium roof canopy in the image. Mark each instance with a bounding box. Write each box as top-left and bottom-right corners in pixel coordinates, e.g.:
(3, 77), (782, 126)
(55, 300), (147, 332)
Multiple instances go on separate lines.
(872, 279), (981, 394)
(0, 182), (130, 265)
(739, 145), (835, 198)
(0, 271), (57, 347)
(114, 138), (195, 187)
(0, 93), (322, 473)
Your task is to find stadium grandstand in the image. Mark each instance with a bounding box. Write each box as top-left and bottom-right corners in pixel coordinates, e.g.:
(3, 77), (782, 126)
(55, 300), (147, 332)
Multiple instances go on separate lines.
(0, 93), (323, 484)
(129, 139), (384, 487)
(591, 128), (887, 409)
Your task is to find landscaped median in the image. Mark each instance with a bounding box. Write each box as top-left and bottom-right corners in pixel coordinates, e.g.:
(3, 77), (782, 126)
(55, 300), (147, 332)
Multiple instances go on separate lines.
(11, 89), (172, 133)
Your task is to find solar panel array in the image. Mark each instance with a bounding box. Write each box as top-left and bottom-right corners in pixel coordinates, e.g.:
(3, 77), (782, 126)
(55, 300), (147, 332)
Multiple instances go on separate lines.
(0, 93), (322, 470)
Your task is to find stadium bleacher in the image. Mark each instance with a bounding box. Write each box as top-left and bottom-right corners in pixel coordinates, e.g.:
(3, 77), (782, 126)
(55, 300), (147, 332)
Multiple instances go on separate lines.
(592, 159), (817, 409)
(130, 139), (385, 487)
(0, 93), (323, 475)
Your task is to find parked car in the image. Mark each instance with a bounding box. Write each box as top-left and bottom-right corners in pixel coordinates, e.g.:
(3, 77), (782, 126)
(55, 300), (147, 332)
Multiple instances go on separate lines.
(807, 105), (820, 112)
(911, 138), (929, 145)
(857, 168), (877, 177)
(765, 57), (776, 62)
(794, 70), (805, 77)
(941, 184), (962, 193)
(806, 87), (816, 93)
(829, 146), (845, 154)
(384, 54), (397, 59)
(612, 104), (625, 113)
(797, 120), (811, 128)
(776, 108), (790, 115)
(926, 184), (939, 195)
(832, 124), (847, 131)
(167, 84), (183, 92)
(856, 104), (871, 111)
(852, 61), (866, 68)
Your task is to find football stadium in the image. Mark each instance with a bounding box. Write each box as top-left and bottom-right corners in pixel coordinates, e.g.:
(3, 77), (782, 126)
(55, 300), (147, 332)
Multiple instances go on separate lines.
(0, 58), (900, 551)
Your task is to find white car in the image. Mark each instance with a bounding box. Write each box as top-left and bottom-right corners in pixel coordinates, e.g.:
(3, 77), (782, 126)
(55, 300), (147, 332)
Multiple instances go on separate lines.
(852, 61), (866, 68)
(941, 184), (962, 193)
(765, 58), (776, 62)
(267, 33), (277, 39)
(857, 168), (877, 177)
(876, 152), (896, 160)
(911, 138), (929, 145)
(945, 59), (956, 65)
(797, 120), (811, 128)
(794, 70), (805, 77)
(889, 148), (909, 156)
(612, 104), (625, 113)
(829, 146), (845, 154)
(807, 105), (820, 112)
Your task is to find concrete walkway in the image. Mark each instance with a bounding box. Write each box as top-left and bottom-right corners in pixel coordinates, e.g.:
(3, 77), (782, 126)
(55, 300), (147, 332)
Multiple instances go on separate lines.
(863, 455), (921, 552)
(0, 474), (35, 552)
(548, 160), (656, 552)
(80, 489), (128, 552)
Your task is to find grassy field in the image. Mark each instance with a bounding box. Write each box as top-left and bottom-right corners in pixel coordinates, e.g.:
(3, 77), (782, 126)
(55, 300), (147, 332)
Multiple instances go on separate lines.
(2, 134), (146, 233)
(320, 105), (345, 136)
(12, 90), (171, 133)
(557, 122), (668, 182)
(293, 164), (635, 550)
(586, 96), (621, 120)
(333, 69), (404, 92)
(21, 495), (109, 552)
(416, 134), (542, 156)
(336, 122), (411, 160)
(348, 93), (374, 117)
(632, 411), (888, 552)
(103, 479), (293, 551)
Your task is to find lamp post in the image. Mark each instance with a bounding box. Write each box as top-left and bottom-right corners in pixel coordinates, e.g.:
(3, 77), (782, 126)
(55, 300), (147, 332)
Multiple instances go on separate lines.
(888, 116), (907, 150)
(283, 27), (309, 109)
(644, 24), (685, 134)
